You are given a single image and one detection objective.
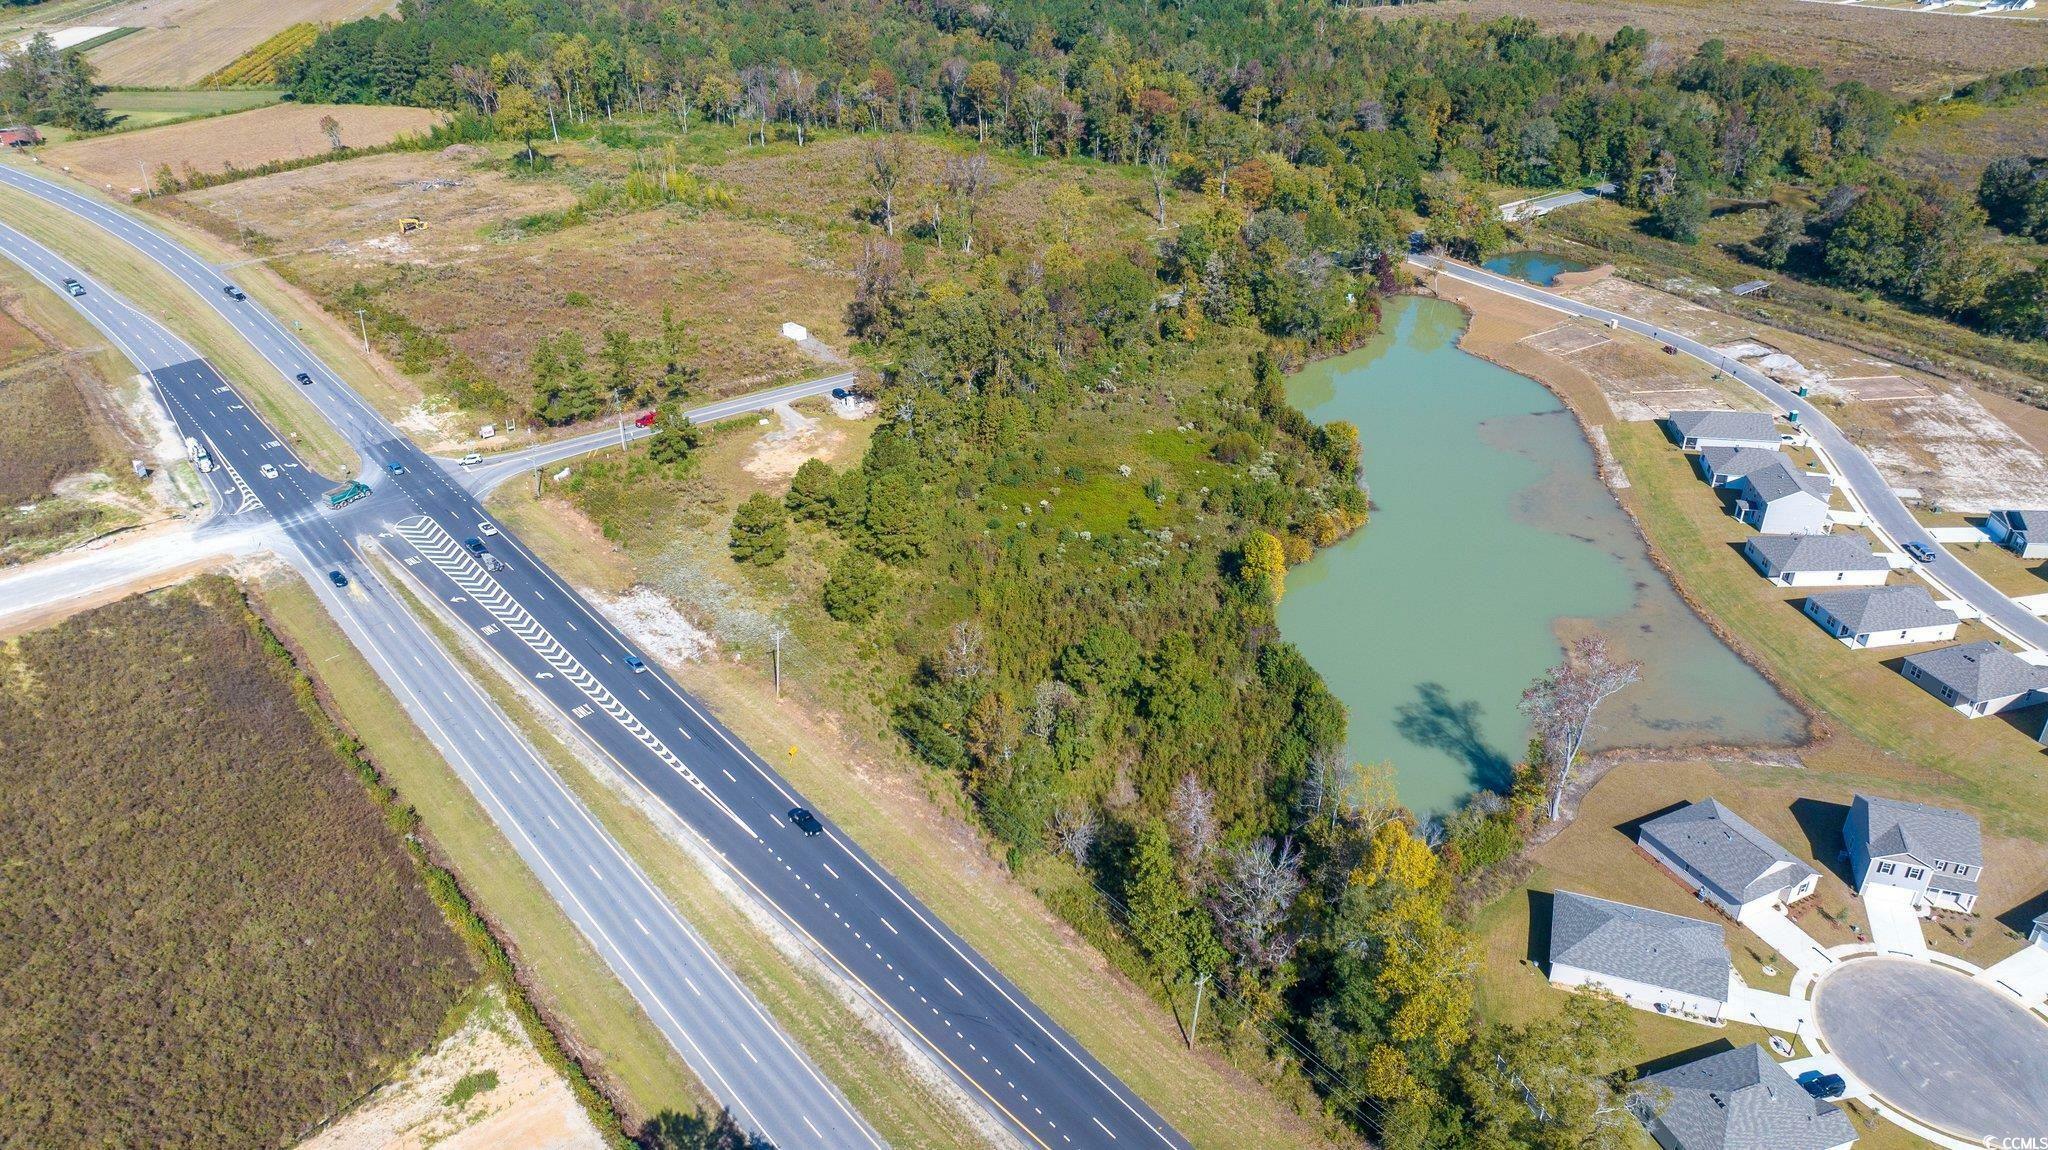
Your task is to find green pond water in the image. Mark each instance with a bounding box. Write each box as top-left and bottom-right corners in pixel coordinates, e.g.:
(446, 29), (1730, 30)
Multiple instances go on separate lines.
(1482, 250), (1589, 286)
(1279, 296), (1804, 817)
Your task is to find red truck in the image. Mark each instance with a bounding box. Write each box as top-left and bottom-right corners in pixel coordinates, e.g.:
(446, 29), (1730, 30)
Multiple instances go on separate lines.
(634, 410), (658, 428)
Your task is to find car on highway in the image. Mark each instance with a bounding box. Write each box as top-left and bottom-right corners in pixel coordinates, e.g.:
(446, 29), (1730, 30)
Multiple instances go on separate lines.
(1796, 1071), (1847, 1100)
(463, 537), (487, 556)
(258, 464), (279, 479)
(1905, 541), (1938, 564)
(624, 654), (647, 674)
(294, 372), (313, 386)
(62, 277), (85, 297)
(386, 460), (406, 475)
(634, 410), (658, 428)
(480, 553), (508, 572)
(788, 808), (823, 836)
(327, 570), (349, 588)
(477, 521), (498, 537)
(221, 284), (247, 301)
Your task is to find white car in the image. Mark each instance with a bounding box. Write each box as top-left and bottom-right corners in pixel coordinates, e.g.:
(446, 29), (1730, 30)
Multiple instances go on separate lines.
(477, 521), (498, 537)
(258, 464), (279, 479)
(459, 452), (482, 467)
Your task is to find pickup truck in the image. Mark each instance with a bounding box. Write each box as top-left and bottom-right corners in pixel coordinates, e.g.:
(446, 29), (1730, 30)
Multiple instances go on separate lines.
(62, 278), (85, 297)
(324, 480), (371, 508)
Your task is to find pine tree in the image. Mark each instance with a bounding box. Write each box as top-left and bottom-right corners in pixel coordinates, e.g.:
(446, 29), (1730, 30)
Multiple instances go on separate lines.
(821, 549), (889, 622)
(728, 493), (789, 566)
(647, 400), (701, 470)
(785, 458), (836, 520)
(860, 470), (926, 561)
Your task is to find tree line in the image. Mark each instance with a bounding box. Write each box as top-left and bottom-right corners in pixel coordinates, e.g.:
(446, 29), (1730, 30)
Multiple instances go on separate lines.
(0, 32), (106, 130)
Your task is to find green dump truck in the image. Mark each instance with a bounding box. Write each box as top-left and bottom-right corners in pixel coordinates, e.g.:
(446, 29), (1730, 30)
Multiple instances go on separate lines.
(325, 480), (371, 509)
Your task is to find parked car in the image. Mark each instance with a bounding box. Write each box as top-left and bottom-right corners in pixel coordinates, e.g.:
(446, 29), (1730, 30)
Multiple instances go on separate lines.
(1905, 541), (1937, 564)
(258, 464), (279, 479)
(221, 284), (247, 301)
(294, 372), (313, 386)
(386, 460), (406, 476)
(463, 537), (487, 555)
(830, 386), (850, 400)
(61, 277), (85, 297)
(1661, 344), (1678, 355)
(328, 570), (349, 587)
(788, 807), (823, 837)
(477, 521), (498, 537)
(1796, 1071), (1847, 1100)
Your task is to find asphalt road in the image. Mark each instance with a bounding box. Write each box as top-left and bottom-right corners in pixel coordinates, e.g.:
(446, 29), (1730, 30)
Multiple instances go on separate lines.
(1412, 254), (2048, 652)
(0, 217), (881, 1149)
(2, 160), (1188, 1150)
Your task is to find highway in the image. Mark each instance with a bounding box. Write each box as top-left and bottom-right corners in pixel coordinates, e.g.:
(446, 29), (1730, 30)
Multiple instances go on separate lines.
(2, 160), (1188, 1150)
(0, 216), (882, 1149)
(1412, 254), (2048, 651)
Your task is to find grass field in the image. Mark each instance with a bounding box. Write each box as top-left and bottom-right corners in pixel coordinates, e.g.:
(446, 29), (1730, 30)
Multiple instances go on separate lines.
(1888, 88), (2048, 186)
(97, 86), (283, 132)
(42, 102), (444, 194)
(0, 579), (472, 1149)
(1374, 0), (2048, 96)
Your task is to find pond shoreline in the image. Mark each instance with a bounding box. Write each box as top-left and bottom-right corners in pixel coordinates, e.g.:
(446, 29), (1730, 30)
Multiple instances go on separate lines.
(1404, 276), (1831, 789)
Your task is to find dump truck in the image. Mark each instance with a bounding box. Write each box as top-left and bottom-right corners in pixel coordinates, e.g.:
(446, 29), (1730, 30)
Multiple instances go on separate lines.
(184, 436), (214, 473)
(325, 480), (371, 508)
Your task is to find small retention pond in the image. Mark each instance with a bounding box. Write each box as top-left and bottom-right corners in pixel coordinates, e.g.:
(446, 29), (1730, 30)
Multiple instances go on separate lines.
(1482, 250), (1589, 286)
(1279, 297), (1803, 817)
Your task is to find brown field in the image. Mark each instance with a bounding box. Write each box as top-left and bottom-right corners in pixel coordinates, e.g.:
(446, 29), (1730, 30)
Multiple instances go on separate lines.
(1888, 89), (2048, 185)
(45, 103), (446, 194)
(1373, 0), (2048, 95)
(76, 0), (395, 87)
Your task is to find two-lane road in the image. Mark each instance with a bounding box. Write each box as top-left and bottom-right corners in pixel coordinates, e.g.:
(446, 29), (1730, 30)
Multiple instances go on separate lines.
(1412, 254), (2048, 651)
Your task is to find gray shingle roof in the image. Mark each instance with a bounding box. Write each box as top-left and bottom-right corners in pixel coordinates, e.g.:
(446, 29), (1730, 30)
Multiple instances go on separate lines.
(1701, 446), (1791, 482)
(1669, 409), (1778, 444)
(1853, 794), (1984, 870)
(1806, 585), (1957, 634)
(1639, 799), (1817, 908)
(1632, 1044), (1857, 1150)
(1992, 509), (2048, 532)
(1548, 890), (1732, 1002)
(1740, 460), (1831, 504)
(1747, 533), (1890, 574)
(1901, 640), (2047, 705)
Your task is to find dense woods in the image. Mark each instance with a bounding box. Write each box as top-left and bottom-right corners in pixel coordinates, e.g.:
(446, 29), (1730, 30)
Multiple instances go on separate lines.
(0, 32), (107, 129)
(0, 582), (471, 1148)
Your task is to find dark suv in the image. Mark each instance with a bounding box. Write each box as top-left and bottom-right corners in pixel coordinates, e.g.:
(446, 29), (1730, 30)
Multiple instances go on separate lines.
(788, 808), (823, 837)
(1796, 1071), (1846, 1100)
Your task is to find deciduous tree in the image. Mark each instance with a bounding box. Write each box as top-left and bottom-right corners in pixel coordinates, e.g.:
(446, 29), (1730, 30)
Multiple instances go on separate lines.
(1519, 636), (1640, 821)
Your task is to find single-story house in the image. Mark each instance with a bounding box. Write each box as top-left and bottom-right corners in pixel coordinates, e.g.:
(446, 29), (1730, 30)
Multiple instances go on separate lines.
(1638, 799), (1819, 918)
(0, 126), (42, 149)
(1802, 585), (1958, 649)
(1745, 533), (1891, 587)
(1899, 640), (2048, 717)
(1630, 1044), (1857, 1150)
(1698, 446), (1791, 488)
(1985, 508), (2048, 559)
(1733, 461), (1832, 536)
(1845, 794), (1984, 915)
(1547, 890), (1733, 1021)
(1667, 410), (1780, 452)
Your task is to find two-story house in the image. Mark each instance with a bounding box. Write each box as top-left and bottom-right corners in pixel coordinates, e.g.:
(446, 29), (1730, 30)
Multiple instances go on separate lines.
(1844, 794), (1984, 915)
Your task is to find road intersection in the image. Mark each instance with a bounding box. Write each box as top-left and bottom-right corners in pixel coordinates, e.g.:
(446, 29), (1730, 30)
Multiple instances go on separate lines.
(0, 161), (1186, 1149)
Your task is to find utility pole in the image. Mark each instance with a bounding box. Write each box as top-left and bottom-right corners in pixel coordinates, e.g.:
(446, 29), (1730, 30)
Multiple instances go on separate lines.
(772, 631), (782, 699)
(354, 309), (369, 350)
(1187, 972), (1208, 1051)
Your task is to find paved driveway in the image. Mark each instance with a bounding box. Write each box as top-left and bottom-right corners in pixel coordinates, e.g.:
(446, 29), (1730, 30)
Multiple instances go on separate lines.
(1984, 944), (2048, 1005)
(1863, 885), (1929, 959)
(1726, 982), (1811, 1034)
(1815, 958), (2048, 1142)
(1738, 903), (1835, 975)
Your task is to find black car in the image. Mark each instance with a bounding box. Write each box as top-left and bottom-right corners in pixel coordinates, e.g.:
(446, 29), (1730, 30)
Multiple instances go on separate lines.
(294, 371), (313, 386)
(1796, 1071), (1847, 1100)
(463, 537), (487, 555)
(222, 284), (247, 301)
(327, 569), (349, 588)
(1905, 541), (1937, 564)
(788, 808), (823, 837)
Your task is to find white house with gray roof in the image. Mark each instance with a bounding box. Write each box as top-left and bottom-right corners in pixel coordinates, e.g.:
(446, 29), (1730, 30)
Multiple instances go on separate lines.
(1899, 640), (2048, 717)
(1547, 890), (1733, 1022)
(1745, 533), (1892, 587)
(1986, 508), (2048, 559)
(1698, 446), (1792, 488)
(1802, 585), (1959, 649)
(1668, 410), (1781, 452)
(1630, 1044), (1857, 1150)
(1846, 794), (1985, 914)
(1733, 461), (1832, 536)
(1638, 799), (1819, 918)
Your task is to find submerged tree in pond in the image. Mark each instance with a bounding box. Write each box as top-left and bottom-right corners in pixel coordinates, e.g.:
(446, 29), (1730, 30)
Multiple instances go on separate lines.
(1519, 636), (1640, 822)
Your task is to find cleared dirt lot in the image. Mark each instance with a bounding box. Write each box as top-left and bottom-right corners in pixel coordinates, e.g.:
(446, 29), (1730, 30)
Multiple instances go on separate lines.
(1375, 0), (2048, 94)
(45, 103), (445, 194)
(72, 0), (394, 87)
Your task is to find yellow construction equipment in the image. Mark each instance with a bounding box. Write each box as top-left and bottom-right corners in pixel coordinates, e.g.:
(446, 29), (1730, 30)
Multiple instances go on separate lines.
(398, 217), (424, 234)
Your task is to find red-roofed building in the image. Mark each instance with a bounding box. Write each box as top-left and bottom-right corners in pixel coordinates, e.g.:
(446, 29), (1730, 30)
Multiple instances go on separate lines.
(0, 126), (43, 148)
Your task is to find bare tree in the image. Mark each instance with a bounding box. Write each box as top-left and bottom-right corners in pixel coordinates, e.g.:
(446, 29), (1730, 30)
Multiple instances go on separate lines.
(1211, 837), (1302, 973)
(862, 135), (910, 236)
(1050, 805), (1098, 866)
(848, 237), (905, 338)
(1027, 678), (1079, 738)
(1168, 772), (1217, 886)
(939, 619), (991, 683)
(318, 114), (344, 151)
(450, 64), (497, 114)
(1520, 636), (1641, 821)
(1145, 145), (1171, 228)
(940, 152), (993, 254)
(775, 65), (818, 146)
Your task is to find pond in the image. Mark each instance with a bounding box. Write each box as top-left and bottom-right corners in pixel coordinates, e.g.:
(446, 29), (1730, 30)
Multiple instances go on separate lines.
(1482, 250), (1589, 286)
(1279, 296), (1804, 818)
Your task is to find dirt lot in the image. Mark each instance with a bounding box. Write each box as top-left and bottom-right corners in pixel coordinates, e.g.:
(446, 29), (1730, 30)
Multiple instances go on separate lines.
(44, 103), (445, 194)
(70, 0), (394, 86)
(1376, 0), (2048, 95)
